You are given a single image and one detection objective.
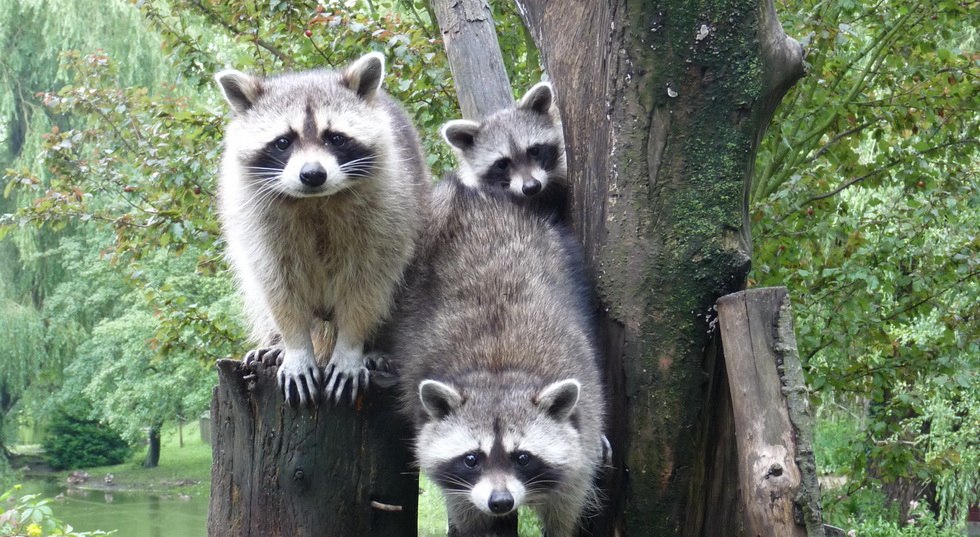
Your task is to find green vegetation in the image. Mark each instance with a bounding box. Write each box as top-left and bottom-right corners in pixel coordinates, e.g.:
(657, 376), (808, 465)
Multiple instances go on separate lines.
(42, 408), (129, 471)
(0, 0), (975, 534)
(752, 0), (978, 527)
(0, 486), (114, 536)
(54, 421), (212, 497)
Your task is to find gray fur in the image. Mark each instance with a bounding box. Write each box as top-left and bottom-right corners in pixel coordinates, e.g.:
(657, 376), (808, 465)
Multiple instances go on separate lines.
(216, 52), (430, 406)
(442, 82), (569, 221)
(392, 177), (604, 537)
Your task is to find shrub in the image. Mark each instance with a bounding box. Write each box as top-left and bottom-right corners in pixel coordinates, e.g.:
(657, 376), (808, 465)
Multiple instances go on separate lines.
(41, 412), (130, 471)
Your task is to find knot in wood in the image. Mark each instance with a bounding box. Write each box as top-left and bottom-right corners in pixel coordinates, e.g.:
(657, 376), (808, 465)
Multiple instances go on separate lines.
(765, 463), (783, 479)
(293, 469), (305, 481)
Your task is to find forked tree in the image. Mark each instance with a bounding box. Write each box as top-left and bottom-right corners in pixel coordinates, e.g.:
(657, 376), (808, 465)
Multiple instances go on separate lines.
(208, 0), (813, 536)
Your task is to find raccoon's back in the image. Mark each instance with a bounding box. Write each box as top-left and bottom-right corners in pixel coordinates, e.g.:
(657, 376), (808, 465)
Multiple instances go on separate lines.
(393, 175), (598, 415)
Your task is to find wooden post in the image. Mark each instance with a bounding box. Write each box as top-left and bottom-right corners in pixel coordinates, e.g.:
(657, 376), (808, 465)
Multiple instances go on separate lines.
(207, 359), (417, 537)
(716, 287), (825, 537)
(431, 0), (513, 120)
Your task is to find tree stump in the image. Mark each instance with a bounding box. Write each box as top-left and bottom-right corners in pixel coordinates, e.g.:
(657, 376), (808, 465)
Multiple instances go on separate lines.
(716, 287), (825, 537)
(207, 359), (417, 537)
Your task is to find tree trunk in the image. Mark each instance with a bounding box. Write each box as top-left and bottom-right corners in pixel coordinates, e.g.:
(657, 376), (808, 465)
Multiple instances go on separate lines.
(431, 0), (513, 119)
(716, 288), (824, 537)
(514, 1), (803, 535)
(144, 424), (161, 468)
(207, 359), (417, 537)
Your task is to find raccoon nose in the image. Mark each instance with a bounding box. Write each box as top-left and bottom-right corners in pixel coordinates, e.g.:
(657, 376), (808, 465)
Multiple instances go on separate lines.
(488, 490), (515, 514)
(522, 179), (542, 196)
(299, 163), (327, 187)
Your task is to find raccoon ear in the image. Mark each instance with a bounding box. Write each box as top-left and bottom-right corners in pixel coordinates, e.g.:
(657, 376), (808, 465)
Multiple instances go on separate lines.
(536, 379), (580, 422)
(343, 51), (386, 99)
(215, 70), (263, 115)
(419, 380), (463, 420)
(441, 120), (481, 151)
(517, 82), (555, 116)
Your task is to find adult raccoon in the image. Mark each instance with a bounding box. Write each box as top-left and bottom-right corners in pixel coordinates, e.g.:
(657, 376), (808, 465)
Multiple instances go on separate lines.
(215, 52), (430, 406)
(393, 176), (604, 537)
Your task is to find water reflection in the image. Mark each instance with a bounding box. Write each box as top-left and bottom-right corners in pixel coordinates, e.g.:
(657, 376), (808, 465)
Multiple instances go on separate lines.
(16, 479), (208, 537)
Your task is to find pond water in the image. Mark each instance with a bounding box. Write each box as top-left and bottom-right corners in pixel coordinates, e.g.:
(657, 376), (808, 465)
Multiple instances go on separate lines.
(17, 479), (208, 537)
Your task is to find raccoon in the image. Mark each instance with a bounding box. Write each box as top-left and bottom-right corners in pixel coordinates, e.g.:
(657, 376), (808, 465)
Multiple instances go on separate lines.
(392, 176), (604, 537)
(215, 52), (430, 406)
(441, 82), (568, 222)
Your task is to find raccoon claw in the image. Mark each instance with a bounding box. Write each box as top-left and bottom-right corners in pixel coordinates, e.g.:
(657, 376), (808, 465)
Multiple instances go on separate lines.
(243, 347), (283, 368)
(323, 363), (370, 405)
(601, 434), (613, 466)
(365, 352), (391, 373)
(277, 363), (322, 408)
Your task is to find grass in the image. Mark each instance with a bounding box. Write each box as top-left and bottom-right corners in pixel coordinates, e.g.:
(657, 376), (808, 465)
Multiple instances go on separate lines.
(418, 474), (543, 536)
(36, 422), (547, 535)
(52, 422), (212, 496)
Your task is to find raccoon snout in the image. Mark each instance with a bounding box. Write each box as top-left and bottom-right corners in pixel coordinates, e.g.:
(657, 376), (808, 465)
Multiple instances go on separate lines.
(299, 162), (328, 187)
(487, 490), (515, 514)
(522, 178), (542, 196)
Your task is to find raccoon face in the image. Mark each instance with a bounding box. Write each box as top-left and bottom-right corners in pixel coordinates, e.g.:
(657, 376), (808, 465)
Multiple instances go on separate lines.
(216, 52), (391, 199)
(416, 378), (582, 516)
(442, 82), (566, 198)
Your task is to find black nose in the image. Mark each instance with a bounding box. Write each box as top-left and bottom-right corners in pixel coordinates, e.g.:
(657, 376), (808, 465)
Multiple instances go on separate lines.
(488, 490), (514, 514)
(522, 179), (542, 196)
(299, 163), (327, 187)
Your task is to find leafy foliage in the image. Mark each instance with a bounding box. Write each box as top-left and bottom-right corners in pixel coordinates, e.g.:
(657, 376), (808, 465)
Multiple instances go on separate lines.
(753, 0), (978, 525)
(41, 408), (130, 471)
(0, 485), (113, 536)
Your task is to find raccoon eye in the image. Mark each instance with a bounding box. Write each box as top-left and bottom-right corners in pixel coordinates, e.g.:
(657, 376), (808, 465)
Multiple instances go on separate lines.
(462, 453), (479, 468)
(492, 158), (510, 171)
(527, 146), (541, 157)
(326, 132), (349, 147)
(514, 452), (530, 467)
(273, 136), (292, 151)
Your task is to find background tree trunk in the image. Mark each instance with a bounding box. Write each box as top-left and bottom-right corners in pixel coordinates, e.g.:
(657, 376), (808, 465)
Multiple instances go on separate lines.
(513, 1), (803, 535)
(144, 424), (161, 468)
(207, 360), (417, 537)
(431, 0), (513, 119)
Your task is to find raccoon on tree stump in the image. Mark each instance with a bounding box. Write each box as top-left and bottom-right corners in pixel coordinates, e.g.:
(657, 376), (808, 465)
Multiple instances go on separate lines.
(214, 52), (430, 406)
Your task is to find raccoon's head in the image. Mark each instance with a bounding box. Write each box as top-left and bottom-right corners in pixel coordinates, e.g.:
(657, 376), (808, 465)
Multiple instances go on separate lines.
(415, 377), (583, 516)
(442, 82), (566, 199)
(215, 52), (392, 199)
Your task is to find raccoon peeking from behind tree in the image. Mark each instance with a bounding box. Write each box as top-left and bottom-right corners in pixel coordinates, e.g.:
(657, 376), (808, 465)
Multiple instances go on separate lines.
(441, 82), (569, 222)
(214, 52), (430, 407)
(391, 176), (605, 537)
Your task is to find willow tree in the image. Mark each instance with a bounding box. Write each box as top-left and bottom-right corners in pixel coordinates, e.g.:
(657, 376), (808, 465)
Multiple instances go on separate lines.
(511, 1), (804, 534)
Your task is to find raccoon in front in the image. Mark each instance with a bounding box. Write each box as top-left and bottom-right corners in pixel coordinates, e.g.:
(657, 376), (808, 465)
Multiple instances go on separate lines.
(215, 52), (429, 406)
(392, 177), (605, 536)
(441, 82), (568, 222)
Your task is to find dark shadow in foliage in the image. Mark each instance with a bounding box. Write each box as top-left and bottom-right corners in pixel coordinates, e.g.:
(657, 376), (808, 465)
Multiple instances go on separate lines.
(42, 405), (131, 471)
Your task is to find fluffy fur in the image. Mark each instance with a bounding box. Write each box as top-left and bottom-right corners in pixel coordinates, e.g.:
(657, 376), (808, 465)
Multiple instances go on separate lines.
(215, 52), (430, 405)
(441, 82), (568, 222)
(391, 176), (604, 537)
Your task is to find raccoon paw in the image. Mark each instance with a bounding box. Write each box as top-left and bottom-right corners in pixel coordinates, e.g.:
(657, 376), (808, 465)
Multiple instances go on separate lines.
(243, 347), (283, 368)
(276, 352), (323, 408)
(364, 352), (396, 389)
(323, 362), (370, 406)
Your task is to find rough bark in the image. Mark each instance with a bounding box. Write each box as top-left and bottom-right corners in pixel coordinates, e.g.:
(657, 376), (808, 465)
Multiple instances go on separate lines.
(207, 359), (417, 537)
(431, 0), (513, 119)
(716, 288), (824, 537)
(144, 424), (161, 468)
(514, 1), (803, 535)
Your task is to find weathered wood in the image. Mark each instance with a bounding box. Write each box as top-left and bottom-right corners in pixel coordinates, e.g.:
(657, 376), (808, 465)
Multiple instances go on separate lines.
(716, 287), (824, 537)
(207, 359), (417, 537)
(431, 0), (513, 120)
(514, 0), (804, 534)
